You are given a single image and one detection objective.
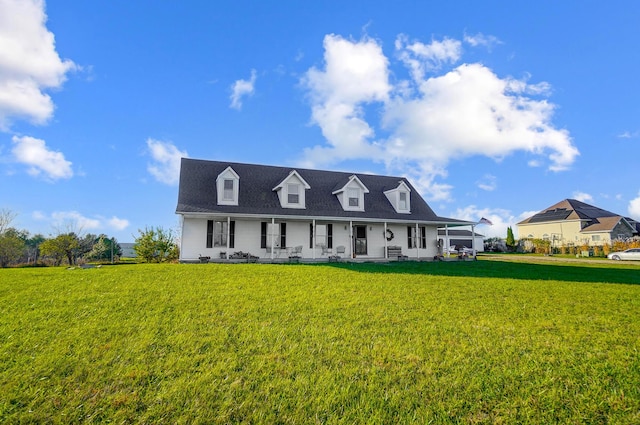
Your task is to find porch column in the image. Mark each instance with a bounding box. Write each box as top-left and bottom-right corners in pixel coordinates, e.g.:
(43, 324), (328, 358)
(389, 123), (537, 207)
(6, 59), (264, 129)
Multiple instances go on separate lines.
(312, 219), (316, 260)
(384, 222), (388, 259)
(445, 225), (450, 255)
(471, 224), (476, 257)
(349, 221), (353, 258)
(416, 222), (419, 259)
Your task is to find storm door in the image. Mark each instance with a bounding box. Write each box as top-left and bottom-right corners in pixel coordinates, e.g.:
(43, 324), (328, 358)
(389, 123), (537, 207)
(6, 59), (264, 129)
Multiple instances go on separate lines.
(354, 225), (367, 256)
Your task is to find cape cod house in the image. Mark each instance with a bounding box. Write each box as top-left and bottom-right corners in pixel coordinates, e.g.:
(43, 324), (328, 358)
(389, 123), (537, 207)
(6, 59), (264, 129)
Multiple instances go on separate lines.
(176, 158), (473, 262)
(517, 199), (638, 248)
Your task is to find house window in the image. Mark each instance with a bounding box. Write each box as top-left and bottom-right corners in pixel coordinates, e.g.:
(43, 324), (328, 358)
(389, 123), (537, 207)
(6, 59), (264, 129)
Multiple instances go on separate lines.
(348, 188), (359, 207)
(206, 220), (235, 248)
(592, 235), (601, 242)
(288, 183), (300, 205)
(261, 222), (286, 248)
(310, 223), (333, 249)
(407, 226), (427, 249)
(399, 192), (408, 210)
(223, 179), (234, 201)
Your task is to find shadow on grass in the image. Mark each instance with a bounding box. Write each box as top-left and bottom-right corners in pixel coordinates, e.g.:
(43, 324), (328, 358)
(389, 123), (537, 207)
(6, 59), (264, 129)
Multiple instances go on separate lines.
(320, 259), (640, 285)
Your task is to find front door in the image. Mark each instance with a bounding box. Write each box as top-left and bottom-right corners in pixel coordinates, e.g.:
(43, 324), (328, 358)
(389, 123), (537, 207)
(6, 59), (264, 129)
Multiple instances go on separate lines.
(354, 225), (367, 256)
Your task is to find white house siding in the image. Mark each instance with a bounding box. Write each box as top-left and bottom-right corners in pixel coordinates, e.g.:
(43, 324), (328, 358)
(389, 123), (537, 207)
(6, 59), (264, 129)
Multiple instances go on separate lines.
(180, 217), (440, 261)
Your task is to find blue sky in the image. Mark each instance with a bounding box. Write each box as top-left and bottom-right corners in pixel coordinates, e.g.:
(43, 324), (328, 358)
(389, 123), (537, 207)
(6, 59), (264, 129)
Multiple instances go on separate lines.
(1, 0), (639, 242)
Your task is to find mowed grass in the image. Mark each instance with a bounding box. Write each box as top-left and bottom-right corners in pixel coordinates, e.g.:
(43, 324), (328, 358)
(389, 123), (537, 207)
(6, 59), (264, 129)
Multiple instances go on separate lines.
(1, 259), (639, 424)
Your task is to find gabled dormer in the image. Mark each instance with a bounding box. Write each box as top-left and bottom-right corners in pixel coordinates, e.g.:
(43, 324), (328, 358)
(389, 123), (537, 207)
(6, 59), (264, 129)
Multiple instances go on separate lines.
(332, 175), (369, 212)
(384, 180), (411, 214)
(272, 170), (311, 209)
(216, 166), (239, 206)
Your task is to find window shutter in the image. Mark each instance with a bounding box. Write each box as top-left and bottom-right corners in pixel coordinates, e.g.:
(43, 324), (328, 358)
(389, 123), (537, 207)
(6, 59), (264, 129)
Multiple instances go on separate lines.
(229, 221), (235, 249)
(261, 222), (267, 248)
(206, 220), (213, 248)
(327, 224), (333, 249)
(280, 223), (287, 247)
(407, 226), (413, 248)
(309, 223), (313, 248)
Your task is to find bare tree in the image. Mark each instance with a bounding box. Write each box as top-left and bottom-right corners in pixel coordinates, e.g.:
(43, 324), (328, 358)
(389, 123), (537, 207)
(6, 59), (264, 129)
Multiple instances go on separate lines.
(0, 208), (17, 235)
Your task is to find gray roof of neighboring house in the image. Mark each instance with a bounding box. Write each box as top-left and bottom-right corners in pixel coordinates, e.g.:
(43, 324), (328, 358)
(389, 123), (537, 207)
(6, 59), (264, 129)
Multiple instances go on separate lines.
(517, 198), (635, 233)
(176, 158), (469, 225)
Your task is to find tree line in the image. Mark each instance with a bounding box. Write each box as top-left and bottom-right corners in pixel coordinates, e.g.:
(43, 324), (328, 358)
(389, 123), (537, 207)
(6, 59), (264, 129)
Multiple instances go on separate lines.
(0, 209), (179, 267)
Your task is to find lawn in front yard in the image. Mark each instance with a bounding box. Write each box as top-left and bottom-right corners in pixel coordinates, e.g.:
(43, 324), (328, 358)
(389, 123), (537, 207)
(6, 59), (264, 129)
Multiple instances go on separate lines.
(1, 259), (639, 423)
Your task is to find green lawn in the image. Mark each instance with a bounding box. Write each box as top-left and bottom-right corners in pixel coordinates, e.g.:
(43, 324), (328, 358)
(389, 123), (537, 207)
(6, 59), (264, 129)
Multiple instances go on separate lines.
(1, 259), (639, 423)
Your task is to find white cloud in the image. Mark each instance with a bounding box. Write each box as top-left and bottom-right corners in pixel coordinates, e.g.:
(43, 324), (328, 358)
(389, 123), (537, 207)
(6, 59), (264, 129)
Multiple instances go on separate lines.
(11, 135), (73, 180)
(300, 34), (579, 201)
(463, 32), (502, 50)
(629, 193), (640, 220)
(300, 34), (391, 167)
(0, 0), (76, 129)
(476, 174), (497, 191)
(618, 130), (639, 139)
(449, 205), (518, 239)
(35, 210), (129, 234)
(108, 216), (129, 231)
(229, 69), (257, 110)
(51, 210), (101, 232)
(396, 35), (462, 80)
(572, 191), (593, 203)
(146, 138), (187, 186)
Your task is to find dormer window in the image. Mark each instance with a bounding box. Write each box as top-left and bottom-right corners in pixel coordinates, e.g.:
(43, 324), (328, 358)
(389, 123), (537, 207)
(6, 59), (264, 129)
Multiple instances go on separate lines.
(384, 181), (411, 213)
(399, 192), (408, 210)
(348, 188), (360, 207)
(273, 170), (310, 209)
(216, 166), (239, 206)
(223, 179), (235, 201)
(333, 175), (369, 212)
(288, 183), (300, 204)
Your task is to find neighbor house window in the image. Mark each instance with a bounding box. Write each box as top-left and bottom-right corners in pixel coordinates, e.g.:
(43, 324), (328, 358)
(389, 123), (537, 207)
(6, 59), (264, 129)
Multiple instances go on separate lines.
(592, 235), (601, 242)
(288, 183), (300, 205)
(348, 188), (359, 207)
(207, 220), (235, 248)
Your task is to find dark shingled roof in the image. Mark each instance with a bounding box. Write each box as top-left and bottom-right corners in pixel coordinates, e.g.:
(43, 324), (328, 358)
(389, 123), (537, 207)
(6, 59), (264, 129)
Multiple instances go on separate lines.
(176, 158), (468, 224)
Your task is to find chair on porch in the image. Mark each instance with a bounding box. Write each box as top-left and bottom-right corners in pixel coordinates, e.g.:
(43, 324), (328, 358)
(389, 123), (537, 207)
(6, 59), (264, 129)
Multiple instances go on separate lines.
(316, 244), (330, 256)
(288, 245), (303, 262)
(265, 246), (281, 258)
(329, 245), (346, 262)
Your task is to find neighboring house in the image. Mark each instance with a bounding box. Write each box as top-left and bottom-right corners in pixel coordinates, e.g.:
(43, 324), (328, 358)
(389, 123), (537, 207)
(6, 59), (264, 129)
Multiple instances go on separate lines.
(119, 243), (137, 258)
(175, 158), (473, 261)
(517, 199), (637, 247)
(437, 229), (485, 253)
